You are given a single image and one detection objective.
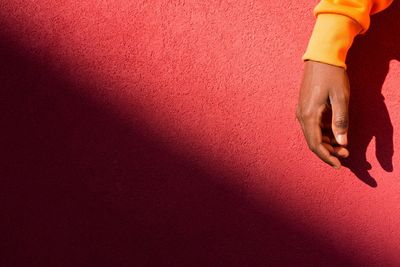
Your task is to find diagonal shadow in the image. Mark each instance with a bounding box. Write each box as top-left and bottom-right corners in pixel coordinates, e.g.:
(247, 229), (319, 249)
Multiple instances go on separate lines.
(0, 28), (367, 266)
(343, 1), (400, 187)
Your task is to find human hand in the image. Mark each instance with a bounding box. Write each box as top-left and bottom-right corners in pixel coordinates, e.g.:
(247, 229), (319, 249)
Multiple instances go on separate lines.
(296, 60), (350, 169)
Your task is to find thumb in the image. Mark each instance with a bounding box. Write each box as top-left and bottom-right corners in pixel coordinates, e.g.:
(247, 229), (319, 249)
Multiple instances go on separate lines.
(331, 93), (349, 146)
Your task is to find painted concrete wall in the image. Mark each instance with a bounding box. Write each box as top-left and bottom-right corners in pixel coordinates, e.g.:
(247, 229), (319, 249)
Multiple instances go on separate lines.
(1, 1), (399, 266)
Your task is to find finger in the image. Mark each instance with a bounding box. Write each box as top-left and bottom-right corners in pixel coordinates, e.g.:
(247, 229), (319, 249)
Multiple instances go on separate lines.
(322, 142), (334, 153)
(322, 133), (339, 146)
(322, 128), (338, 145)
(330, 136), (339, 146)
(322, 136), (330, 143)
(322, 142), (349, 158)
(333, 146), (349, 158)
(330, 88), (349, 146)
(303, 118), (341, 169)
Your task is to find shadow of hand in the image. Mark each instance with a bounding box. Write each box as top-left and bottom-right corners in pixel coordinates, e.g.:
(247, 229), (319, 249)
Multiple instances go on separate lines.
(342, 1), (400, 187)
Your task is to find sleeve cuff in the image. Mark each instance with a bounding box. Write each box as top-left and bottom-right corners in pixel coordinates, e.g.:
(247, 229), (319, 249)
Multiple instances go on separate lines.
(302, 13), (362, 69)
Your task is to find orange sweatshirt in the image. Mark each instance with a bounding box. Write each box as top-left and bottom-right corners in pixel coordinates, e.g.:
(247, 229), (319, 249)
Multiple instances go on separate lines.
(302, 0), (393, 69)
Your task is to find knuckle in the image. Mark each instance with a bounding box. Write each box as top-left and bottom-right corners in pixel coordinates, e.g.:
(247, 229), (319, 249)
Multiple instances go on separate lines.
(334, 115), (349, 129)
(295, 107), (302, 121)
(332, 87), (350, 103)
(308, 143), (318, 153)
(335, 94), (348, 103)
(297, 109), (314, 122)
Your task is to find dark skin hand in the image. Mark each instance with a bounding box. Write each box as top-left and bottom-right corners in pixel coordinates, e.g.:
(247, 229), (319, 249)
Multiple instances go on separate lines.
(296, 60), (350, 169)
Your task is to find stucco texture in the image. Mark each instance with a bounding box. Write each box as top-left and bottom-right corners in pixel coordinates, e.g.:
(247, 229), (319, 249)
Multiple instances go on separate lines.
(1, 1), (400, 266)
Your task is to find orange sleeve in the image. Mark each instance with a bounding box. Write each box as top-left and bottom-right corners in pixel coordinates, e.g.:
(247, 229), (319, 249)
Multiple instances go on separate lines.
(302, 0), (393, 69)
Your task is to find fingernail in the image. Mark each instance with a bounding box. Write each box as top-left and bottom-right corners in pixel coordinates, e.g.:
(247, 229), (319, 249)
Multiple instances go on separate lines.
(337, 134), (347, 145)
(333, 165), (340, 170)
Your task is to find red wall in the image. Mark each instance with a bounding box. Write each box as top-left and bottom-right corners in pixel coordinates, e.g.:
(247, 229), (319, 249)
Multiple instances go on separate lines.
(1, 1), (400, 266)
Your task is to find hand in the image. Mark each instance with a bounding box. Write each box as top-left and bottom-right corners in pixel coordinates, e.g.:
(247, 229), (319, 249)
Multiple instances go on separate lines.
(296, 60), (350, 169)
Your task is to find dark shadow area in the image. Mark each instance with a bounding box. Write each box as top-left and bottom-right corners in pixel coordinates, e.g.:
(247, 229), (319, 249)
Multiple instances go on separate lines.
(0, 28), (365, 266)
(344, 1), (400, 187)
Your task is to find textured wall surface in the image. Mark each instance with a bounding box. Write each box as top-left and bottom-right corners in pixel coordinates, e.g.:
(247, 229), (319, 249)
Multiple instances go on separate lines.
(1, 1), (400, 266)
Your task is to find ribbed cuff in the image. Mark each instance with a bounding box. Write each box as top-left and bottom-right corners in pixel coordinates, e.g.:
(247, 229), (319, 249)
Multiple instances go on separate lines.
(302, 13), (362, 69)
